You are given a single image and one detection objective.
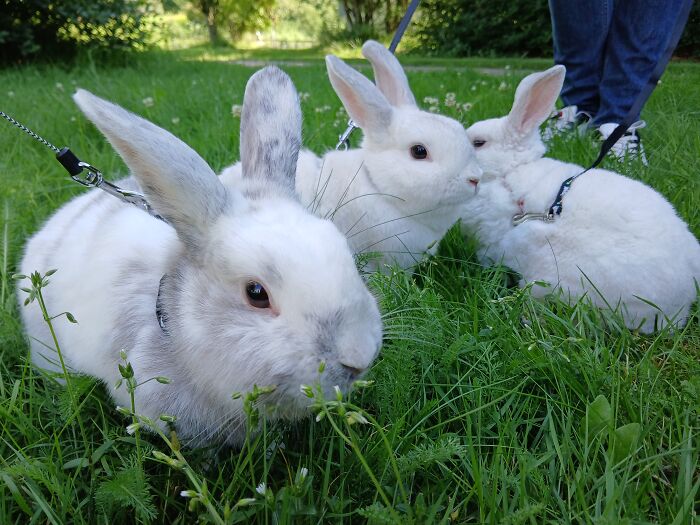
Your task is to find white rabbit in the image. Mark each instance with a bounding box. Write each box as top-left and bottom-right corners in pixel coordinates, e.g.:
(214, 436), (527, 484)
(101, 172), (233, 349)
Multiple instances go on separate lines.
(461, 65), (700, 333)
(18, 67), (383, 447)
(221, 41), (482, 273)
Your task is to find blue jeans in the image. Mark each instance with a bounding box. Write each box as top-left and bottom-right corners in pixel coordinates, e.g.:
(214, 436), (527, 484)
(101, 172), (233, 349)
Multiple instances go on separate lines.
(548, 0), (691, 125)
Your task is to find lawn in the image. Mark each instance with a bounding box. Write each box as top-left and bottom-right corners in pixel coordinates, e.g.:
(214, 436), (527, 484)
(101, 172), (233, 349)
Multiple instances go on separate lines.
(0, 47), (698, 524)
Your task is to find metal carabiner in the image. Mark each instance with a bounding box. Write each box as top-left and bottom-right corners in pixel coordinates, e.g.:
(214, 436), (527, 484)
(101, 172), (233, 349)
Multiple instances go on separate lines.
(512, 211), (555, 226)
(335, 119), (358, 151)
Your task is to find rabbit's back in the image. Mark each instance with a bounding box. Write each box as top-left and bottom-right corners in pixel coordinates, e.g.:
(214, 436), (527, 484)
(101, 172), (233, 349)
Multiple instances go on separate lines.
(20, 182), (174, 379)
(502, 166), (699, 330)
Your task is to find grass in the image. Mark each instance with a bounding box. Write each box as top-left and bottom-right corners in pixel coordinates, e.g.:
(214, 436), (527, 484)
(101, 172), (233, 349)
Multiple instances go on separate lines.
(0, 45), (699, 524)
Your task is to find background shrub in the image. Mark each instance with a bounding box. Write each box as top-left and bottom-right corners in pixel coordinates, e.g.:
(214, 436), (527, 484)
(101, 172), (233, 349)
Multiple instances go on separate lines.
(0, 0), (156, 64)
(411, 0), (700, 59)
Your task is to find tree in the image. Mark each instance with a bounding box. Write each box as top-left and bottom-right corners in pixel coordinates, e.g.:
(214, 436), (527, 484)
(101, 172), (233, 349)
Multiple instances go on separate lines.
(0, 0), (156, 63)
(191, 0), (275, 45)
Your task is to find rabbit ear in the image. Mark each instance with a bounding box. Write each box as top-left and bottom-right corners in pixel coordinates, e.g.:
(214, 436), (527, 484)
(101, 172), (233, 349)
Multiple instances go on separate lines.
(361, 40), (416, 107)
(240, 66), (301, 198)
(506, 65), (566, 135)
(325, 55), (393, 134)
(73, 89), (230, 249)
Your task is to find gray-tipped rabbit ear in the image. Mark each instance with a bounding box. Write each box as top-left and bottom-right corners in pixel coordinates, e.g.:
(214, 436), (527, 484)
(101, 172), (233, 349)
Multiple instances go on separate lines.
(325, 55), (393, 134)
(240, 66), (301, 198)
(507, 65), (566, 135)
(72, 89), (229, 249)
(361, 40), (416, 107)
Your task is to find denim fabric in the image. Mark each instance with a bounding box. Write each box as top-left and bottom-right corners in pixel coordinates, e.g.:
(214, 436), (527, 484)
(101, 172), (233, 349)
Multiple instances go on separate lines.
(548, 0), (691, 125)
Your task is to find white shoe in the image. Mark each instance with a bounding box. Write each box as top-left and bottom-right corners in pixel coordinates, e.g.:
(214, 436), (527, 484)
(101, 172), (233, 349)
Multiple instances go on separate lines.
(542, 105), (592, 141)
(597, 121), (648, 165)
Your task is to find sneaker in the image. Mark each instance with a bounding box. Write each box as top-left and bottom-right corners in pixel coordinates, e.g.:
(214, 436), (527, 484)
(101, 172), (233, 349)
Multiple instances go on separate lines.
(542, 105), (592, 141)
(597, 121), (648, 165)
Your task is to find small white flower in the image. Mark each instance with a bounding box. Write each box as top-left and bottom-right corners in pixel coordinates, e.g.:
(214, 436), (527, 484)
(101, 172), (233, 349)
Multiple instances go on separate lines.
(171, 117), (180, 125)
(180, 490), (198, 498)
(70, 116), (77, 122)
(55, 82), (64, 91)
(7, 91), (15, 97)
(498, 82), (508, 91)
(428, 106), (439, 113)
(299, 91), (311, 102)
(423, 96), (439, 106)
(461, 102), (473, 112)
(126, 422), (141, 434)
(142, 97), (154, 107)
(470, 85), (477, 91)
(505, 64), (512, 70)
(444, 92), (457, 107)
(231, 104), (243, 117)
(298, 467), (308, 479)
(480, 80), (487, 86)
(255, 482), (266, 495)
(314, 105), (331, 113)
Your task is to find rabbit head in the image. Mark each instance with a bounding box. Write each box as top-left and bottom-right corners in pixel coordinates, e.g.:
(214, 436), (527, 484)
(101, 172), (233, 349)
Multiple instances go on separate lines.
(326, 41), (482, 217)
(465, 65), (566, 177)
(73, 67), (382, 435)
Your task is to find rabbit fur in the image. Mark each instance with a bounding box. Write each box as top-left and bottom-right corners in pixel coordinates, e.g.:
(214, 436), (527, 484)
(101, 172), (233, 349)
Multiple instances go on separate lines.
(221, 41), (482, 273)
(19, 67), (383, 447)
(460, 65), (700, 332)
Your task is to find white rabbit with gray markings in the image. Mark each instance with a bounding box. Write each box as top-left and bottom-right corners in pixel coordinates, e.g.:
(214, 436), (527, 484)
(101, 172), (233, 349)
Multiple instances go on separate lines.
(460, 65), (700, 333)
(19, 67), (383, 447)
(221, 41), (482, 274)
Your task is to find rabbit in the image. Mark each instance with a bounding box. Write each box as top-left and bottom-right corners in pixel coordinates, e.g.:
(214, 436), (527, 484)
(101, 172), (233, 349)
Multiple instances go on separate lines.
(460, 64), (700, 333)
(18, 67), (383, 447)
(221, 41), (482, 274)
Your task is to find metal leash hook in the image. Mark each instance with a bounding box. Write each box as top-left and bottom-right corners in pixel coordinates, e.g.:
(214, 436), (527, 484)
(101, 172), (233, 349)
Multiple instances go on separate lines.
(335, 119), (357, 151)
(56, 146), (164, 221)
(511, 211), (554, 226)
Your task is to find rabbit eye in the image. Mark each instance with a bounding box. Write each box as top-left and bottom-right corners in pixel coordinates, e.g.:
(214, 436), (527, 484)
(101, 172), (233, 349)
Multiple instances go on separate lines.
(472, 139), (487, 148)
(410, 144), (428, 160)
(245, 281), (270, 309)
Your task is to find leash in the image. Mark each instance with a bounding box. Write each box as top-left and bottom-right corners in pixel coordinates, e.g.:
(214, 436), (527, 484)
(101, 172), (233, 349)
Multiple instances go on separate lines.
(335, 0), (421, 150)
(0, 110), (164, 221)
(512, 0), (693, 226)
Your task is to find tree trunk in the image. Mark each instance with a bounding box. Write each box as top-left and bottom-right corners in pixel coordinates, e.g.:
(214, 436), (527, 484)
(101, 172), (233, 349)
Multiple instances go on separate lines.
(206, 4), (219, 45)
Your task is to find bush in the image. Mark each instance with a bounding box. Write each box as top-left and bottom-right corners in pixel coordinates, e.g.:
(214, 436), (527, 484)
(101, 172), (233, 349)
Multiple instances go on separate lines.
(0, 0), (156, 64)
(411, 0), (699, 59)
(411, 0), (552, 57)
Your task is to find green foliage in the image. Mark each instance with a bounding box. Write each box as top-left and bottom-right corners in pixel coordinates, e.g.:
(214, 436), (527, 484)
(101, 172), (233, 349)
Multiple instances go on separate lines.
(411, 0), (552, 57)
(94, 456), (157, 523)
(411, 0), (700, 58)
(321, 0), (413, 46)
(676, 2), (700, 58)
(0, 0), (157, 64)
(187, 0), (276, 45)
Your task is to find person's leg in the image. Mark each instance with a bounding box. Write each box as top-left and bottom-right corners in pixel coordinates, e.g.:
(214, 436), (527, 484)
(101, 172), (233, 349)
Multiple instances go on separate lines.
(595, 0), (691, 124)
(549, 0), (614, 116)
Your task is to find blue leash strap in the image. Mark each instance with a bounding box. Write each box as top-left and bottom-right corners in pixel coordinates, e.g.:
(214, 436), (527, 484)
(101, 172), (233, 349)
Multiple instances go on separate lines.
(543, 0), (693, 220)
(389, 0), (422, 53)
